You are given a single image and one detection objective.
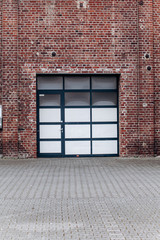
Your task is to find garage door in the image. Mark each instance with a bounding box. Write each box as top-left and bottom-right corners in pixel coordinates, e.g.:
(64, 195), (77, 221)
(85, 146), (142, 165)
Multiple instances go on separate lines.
(37, 74), (119, 157)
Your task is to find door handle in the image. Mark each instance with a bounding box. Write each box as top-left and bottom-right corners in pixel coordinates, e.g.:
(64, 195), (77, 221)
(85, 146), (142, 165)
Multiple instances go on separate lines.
(61, 128), (63, 133)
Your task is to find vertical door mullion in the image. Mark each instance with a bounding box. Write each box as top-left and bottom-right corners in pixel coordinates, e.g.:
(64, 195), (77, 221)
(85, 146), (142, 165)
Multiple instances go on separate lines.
(37, 92), (40, 156)
(61, 84), (65, 156)
(90, 76), (92, 155)
(117, 76), (119, 156)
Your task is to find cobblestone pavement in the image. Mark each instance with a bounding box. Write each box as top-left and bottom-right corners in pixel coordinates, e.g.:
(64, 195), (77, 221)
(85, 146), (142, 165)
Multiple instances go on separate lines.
(0, 157), (160, 240)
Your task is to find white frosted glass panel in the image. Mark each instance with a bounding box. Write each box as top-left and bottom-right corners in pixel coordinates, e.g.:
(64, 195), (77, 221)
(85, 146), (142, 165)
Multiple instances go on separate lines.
(92, 108), (117, 122)
(40, 141), (61, 153)
(92, 124), (117, 138)
(92, 140), (117, 154)
(92, 76), (117, 89)
(38, 76), (63, 90)
(39, 94), (60, 106)
(65, 125), (90, 138)
(40, 125), (61, 139)
(65, 141), (90, 154)
(65, 108), (90, 122)
(65, 76), (90, 89)
(92, 92), (117, 106)
(40, 109), (61, 122)
(65, 92), (90, 106)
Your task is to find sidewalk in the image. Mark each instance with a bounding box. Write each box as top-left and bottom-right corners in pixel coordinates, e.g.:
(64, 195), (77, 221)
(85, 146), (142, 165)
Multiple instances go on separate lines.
(0, 157), (160, 239)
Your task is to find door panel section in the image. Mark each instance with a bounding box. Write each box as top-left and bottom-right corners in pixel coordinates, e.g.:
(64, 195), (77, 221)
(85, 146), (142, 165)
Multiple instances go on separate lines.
(92, 108), (117, 122)
(92, 92), (117, 106)
(65, 108), (90, 122)
(38, 76), (63, 90)
(40, 109), (61, 123)
(65, 125), (90, 139)
(92, 124), (117, 138)
(65, 76), (90, 89)
(39, 94), (60, 106)
(40, 141), (61, 153)
(40, 125), (61, 139)
(65, 141), (91, 155)
(92, 76), (117, 89)
(65, 92), (90, 106)
(92, 140), (117, 154)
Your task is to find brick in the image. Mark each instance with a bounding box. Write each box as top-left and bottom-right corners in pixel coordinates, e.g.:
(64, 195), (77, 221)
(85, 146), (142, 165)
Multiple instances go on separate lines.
(0, 0), (160, 157)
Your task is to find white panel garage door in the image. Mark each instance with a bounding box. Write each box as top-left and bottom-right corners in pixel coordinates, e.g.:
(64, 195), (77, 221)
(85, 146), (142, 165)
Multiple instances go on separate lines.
(37, 75), (119, 157)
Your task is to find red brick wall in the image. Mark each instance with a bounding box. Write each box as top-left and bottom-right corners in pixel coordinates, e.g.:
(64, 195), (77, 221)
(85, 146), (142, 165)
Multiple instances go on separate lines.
(137, 0), (155, 155)
(2, 0), (18, 157)
(0, 0), (2, 153)
(154, 0), (160, 156)
(1, 0), (159, 157)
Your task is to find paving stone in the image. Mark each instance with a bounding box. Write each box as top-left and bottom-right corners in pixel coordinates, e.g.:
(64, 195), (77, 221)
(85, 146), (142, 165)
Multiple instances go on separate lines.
(0, 157), (160, 239)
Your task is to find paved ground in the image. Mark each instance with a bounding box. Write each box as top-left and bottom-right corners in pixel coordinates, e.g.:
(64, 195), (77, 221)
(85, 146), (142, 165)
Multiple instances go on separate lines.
(0, 157), (160, 240)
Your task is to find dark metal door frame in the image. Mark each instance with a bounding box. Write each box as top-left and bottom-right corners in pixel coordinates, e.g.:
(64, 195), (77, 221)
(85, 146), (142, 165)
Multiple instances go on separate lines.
(37, 74), (119, 158)
(37, 91), (64, 157)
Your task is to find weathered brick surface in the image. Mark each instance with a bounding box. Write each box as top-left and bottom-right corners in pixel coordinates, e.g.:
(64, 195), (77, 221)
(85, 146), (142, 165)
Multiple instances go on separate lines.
(0, 0), (159, 157)
(0, 0), (2, 153)
(137, 0), (155, 155)
(2, 0), (18, 157)
(154, 0), (160, 155)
